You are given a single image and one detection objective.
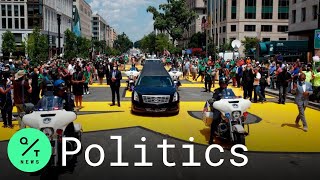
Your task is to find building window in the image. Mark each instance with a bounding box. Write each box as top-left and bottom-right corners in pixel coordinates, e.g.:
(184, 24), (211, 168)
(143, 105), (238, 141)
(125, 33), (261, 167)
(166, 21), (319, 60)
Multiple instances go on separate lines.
(20, 18), (25, 29)
(15, 18), (19, 29)
(313, 5), (318, 20)
(245, 0), (256, 19)
(279, 38), (287, 40)
(262, 38), (270, 42)
(223, 0), (227, 21)
(8, 5), (12, 16)
(261, 25), (272, 32)
(231, 25), (236, 32)
(244, 25), (256, 31)
(14, 33), (22, 43)
(292, 10), (296, 23)
(231, 0), (236, 19)
(14, 5), (18, 16)
(261, 0), (273, 19)
(278, 0), (289, 19)
(20, 5), (24, 17)
(2, 18), (6, 28)
(1, 5), (5, 16)
(223, 26), (226, 32)
(278, 25), (288, 32)
(8, 18), (12, 29)
(301, 8), (306, 22)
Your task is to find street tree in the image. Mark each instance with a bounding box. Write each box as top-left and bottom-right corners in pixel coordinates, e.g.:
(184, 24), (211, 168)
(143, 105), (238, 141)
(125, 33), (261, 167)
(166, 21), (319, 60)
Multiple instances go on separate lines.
(76, 36), (91, 58)
(140, 33), (156, 54)
(25, 27), (48, 65)
(1, 30), (16, 57)
(155, 33), (171, 53)
(113, 33), (133, 53)
(147, 0), (198, 45)
(188, 32), (206, 48)
(241, 37), (260, 54)
(64, 29), (77, 60)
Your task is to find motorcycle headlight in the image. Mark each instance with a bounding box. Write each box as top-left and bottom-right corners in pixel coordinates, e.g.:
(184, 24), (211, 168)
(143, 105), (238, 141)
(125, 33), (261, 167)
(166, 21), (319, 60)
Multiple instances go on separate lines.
(173, 92), (179, 102)
(42, 128), (54, 138)
(134, 91), (139, 101)
(232, 111), (241, 119)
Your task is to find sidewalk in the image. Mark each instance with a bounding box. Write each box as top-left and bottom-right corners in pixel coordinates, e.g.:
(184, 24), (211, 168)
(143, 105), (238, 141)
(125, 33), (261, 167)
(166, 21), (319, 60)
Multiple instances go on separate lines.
(265, 88), (320, 110)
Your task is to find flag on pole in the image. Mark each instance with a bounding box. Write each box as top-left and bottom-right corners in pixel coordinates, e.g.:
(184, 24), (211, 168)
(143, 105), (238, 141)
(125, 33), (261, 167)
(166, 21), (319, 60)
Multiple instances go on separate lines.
(73, 6), (81, 37)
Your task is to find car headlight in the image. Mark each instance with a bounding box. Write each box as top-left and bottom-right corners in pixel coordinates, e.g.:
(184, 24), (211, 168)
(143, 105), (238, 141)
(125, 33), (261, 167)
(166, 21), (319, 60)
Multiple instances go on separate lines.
(134, 91), (139, 101)
(232, 111), (241, 119)
(42, 128), (54, 138)
(173, 92), (179, 102)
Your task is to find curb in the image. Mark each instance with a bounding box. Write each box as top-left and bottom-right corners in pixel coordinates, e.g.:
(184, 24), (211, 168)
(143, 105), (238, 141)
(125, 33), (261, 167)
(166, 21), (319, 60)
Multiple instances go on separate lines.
(265, 89), (320, 110)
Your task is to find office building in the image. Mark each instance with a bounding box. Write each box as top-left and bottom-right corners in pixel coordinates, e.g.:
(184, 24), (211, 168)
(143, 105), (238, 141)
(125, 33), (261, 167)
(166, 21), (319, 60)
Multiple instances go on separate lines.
(288, 0), (319, 57)
(206, 0), (289, 56)
(0, 0), (73, 57)
(179, 0), (207, 48)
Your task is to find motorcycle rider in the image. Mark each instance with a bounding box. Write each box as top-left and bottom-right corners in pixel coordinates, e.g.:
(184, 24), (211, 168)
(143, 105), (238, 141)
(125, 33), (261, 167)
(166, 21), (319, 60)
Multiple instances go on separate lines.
(208, 77), (235, 144)
(53, 79), (76, 137)
(53, 79), (75, 112)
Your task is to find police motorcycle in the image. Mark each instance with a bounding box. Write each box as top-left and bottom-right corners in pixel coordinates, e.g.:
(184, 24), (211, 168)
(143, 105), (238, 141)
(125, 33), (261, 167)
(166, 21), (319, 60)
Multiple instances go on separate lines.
(22, 80), (82, 167)
(202, 83), (251, 145)
(168, 67), (182, 90)
(125, 66), (140, 91)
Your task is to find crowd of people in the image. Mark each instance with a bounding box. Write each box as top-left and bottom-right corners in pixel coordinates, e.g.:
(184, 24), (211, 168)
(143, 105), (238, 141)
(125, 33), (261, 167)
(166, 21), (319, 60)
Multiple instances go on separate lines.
(165, 55), (320, 104)
(0, 55), (135, 129)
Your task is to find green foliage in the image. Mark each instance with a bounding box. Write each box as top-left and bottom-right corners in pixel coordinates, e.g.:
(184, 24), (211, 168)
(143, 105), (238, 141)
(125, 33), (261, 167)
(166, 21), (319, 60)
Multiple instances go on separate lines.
(25, 27), (48, 65)
(113, 33), (133, 53)
(155, 34), (171, 53)
(106, 46), (121, 56)
(241, 37), (260, 54)
(1, 30), (16, 56)
(76, 36), (91, 58)
(188, 32), (206, 48)
(140, 33), (156, 54)
(147, 0), (198, 44)
(220, 42), (232, 51)
(64, 29), (77, 60)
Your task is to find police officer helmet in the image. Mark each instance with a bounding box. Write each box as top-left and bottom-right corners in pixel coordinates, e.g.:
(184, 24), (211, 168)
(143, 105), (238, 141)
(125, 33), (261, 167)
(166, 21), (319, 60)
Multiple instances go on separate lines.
(54, 79), (66, 90)
(219, 77), (229, 85)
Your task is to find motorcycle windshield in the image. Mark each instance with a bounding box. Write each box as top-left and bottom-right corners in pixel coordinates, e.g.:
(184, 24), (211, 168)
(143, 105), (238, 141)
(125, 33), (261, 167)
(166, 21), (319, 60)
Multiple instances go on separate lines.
(35, 96), (64, 111)
(220, 89), (237, 99)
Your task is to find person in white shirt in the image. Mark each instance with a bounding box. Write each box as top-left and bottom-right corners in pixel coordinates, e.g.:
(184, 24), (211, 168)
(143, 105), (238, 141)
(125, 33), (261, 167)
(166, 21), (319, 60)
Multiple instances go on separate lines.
(253, 67), (266, 103)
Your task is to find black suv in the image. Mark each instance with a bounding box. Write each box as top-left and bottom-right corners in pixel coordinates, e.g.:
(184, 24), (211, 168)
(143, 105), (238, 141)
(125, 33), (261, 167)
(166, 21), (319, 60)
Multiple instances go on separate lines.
(131, 61), (180, 114)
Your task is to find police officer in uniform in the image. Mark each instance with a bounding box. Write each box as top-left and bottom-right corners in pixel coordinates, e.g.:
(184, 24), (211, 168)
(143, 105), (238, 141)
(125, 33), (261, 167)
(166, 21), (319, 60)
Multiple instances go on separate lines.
(208, 77), (235, 144)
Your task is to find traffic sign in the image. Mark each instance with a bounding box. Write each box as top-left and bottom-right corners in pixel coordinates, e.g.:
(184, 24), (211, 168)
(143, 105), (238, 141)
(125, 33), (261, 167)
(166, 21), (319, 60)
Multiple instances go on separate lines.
(314, 30), (320, 49)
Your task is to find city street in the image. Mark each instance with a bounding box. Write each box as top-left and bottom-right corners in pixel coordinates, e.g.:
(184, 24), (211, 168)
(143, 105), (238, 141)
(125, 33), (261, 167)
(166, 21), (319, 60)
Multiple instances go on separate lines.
(0, 66), (320, 180)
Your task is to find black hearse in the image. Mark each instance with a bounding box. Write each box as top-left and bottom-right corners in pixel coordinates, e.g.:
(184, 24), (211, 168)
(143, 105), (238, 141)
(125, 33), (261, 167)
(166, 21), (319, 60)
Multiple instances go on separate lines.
(131, 61), (180, 114)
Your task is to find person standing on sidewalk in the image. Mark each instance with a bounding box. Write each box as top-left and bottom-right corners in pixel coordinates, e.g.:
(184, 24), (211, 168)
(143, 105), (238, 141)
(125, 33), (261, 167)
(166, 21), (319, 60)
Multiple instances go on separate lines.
(277, 66), (292, 104)
(253, 67), (266, 103)
(291, 73), (313, 132)
(108, 65), (122, 107)
(242, 64), (255, 101)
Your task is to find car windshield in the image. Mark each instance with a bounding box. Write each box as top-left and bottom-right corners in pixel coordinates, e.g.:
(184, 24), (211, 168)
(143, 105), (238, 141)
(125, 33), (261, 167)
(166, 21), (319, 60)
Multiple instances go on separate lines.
(137, 76), (173, 87)
(220, 89), (237, 99)
(35, 96), (64, 111)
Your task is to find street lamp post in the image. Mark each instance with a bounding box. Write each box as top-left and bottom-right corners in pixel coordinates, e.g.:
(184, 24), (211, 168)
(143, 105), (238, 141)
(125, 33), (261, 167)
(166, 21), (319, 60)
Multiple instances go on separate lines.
(57, 12), (61, 57)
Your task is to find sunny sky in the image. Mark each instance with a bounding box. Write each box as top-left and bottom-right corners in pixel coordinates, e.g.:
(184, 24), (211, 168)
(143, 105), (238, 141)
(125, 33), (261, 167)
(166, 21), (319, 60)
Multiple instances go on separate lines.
(87, 0), (166, 42)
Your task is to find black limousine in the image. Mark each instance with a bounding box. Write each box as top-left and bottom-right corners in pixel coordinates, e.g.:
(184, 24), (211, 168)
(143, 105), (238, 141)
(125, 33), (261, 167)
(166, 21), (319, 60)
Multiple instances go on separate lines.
(131, 61), (180, 114)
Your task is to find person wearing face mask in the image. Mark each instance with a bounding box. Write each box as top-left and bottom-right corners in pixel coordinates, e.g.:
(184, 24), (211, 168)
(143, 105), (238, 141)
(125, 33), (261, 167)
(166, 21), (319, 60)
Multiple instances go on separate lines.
(108, 65), (122, 107)
(291, 73), (313, 132)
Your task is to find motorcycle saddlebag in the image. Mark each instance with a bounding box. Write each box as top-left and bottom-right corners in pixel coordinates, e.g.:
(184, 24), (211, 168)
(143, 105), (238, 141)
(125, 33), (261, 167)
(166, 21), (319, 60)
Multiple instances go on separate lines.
(202, 102), (213, 127)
